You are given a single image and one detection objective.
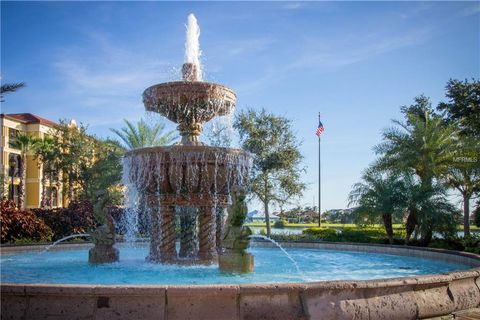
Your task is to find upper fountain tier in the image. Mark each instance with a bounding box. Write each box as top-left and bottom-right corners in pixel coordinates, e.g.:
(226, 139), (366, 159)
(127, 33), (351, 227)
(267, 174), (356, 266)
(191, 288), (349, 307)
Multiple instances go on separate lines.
(143, 63), (236, 146)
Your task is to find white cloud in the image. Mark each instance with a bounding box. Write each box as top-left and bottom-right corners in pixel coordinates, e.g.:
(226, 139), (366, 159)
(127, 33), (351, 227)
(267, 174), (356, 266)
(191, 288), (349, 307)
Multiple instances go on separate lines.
(287, 28), (432, 70)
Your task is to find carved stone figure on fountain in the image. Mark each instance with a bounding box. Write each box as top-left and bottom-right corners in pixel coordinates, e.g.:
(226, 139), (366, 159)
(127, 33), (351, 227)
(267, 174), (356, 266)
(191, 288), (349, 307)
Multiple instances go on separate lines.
(89, 190), (120, 264)
(219, 187), (254, 273)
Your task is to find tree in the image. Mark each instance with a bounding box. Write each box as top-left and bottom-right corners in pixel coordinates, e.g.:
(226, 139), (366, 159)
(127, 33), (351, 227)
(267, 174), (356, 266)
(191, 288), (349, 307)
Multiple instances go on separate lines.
(50, 120), (96, 202)
(234, 109), (305, 236)
(110, 119), (176, 150)
(437, 79), (480, 138)
(400, 173), (459, 245)
(375, 103), (456, 185)
(80, 139), (124, 205)
(348, 168), (404, 244)
(33, 136), (57, 208)
(0, 82), (25, 102)
(10, 133), (39, 208)
(374, 98), (457, 244)
(442, 137), (480, 236)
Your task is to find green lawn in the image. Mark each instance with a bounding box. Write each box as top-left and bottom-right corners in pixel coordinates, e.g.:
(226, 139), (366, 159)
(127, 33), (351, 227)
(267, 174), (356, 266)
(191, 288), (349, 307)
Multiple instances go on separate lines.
(244, 222), (479, 231)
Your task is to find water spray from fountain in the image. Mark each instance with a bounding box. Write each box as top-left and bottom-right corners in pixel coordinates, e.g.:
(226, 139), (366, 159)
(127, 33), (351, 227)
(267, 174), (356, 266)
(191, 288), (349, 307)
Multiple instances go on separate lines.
(184, 13), (202, 81)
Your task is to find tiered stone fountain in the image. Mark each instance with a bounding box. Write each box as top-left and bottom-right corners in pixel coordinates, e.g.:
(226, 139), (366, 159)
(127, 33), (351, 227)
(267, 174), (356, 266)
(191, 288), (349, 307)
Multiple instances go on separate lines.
(123, 14), (252, 266)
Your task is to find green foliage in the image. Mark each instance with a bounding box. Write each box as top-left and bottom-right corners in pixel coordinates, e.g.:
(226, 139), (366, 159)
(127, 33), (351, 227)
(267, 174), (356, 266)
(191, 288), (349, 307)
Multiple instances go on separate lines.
(474, 203), (480, 228)
(437, 78), (480, 138)
(0, 200), (53, 243)
(0, 82), (25, 102)
(80, 139), (124, 204)
(273, 220), (287, 229)
(374, 105), (456, 183)
(110, 118), (177, 150)
(10, 133), (40, 208)
(462, 234), (480, 254)
(303, 227), (338, 241)
(234, 109), (305, 235)
(33, 201), (95, 240)
(348, 168), (405, 243)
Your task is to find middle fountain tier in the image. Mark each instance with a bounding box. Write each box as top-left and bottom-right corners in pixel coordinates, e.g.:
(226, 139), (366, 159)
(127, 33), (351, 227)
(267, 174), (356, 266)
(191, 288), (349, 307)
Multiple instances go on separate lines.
(123, 15), (251, 265)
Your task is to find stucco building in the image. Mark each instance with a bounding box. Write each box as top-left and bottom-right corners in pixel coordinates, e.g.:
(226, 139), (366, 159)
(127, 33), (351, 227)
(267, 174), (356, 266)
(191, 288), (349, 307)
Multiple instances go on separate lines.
(0, 113), (65, 208)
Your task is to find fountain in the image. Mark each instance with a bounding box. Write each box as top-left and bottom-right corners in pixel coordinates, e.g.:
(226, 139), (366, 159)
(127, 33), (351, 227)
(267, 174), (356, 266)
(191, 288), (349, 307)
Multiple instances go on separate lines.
(2, 14), (480, 320)
(123, 14), (251, 266)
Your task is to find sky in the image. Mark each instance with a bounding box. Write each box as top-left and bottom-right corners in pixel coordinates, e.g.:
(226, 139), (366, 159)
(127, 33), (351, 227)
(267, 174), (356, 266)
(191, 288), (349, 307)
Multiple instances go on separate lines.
(1, 1), (479, 212)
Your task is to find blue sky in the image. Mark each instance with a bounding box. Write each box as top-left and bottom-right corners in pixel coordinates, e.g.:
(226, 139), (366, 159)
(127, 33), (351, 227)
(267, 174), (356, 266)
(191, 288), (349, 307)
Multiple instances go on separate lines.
(1, 1), (479, 212)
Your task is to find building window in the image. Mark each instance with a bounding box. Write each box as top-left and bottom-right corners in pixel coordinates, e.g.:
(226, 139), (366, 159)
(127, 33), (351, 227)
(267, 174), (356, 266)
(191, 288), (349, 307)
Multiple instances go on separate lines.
(8, 128), (20, 149)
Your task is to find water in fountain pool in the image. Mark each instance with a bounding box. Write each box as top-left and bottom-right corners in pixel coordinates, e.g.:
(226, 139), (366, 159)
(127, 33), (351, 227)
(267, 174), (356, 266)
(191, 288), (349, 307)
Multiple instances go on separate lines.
(1, 243), (470, 285)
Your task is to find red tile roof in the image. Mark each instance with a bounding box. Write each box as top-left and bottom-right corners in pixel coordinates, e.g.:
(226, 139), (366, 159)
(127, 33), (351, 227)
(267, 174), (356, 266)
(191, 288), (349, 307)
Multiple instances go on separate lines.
(1, 113), (58, 127)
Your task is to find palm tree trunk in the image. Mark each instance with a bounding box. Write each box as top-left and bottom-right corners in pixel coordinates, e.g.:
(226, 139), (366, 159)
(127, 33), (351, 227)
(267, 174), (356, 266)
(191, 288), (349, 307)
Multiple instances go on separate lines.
(405, 209), (417, 244)
(382, 214), (394, 244)
(463, 193), (470, 237)
(40, 168), (48, 208)
(19, 155), (27, 209)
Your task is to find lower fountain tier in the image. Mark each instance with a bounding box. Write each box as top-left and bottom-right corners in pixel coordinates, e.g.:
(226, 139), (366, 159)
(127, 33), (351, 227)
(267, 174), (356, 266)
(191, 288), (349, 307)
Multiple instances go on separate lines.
(123, 145), (251, 206)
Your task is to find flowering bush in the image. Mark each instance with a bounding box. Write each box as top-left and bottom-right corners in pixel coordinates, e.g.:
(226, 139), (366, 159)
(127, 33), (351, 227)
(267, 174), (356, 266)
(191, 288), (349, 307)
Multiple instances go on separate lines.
(0, 201), (53, 243)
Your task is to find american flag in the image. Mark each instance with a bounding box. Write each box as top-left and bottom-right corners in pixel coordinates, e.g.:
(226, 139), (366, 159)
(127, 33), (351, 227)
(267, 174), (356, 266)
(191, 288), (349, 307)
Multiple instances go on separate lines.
(316, 120), (324, 137)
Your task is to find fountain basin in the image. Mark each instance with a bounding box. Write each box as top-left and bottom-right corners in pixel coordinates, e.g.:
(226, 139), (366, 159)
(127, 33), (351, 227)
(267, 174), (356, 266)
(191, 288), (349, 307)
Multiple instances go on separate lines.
(2, 242), (480, 319)
(143, 81), (236, 125)
(124, 145), (251, 204)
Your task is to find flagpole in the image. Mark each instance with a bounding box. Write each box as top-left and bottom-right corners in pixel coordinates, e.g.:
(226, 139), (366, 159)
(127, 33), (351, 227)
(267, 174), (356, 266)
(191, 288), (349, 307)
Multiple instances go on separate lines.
(318, 112), (321, 227)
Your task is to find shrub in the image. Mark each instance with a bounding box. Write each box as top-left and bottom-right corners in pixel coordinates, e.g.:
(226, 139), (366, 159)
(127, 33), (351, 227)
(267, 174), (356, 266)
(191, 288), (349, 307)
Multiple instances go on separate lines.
(273, 220), (287, 229)
(303, 228), (338, 241)
(462, 234), (480, 254)
(0, 200), (53, 243)
(474, 205), (480, 228)
(33, 200), (95, 240)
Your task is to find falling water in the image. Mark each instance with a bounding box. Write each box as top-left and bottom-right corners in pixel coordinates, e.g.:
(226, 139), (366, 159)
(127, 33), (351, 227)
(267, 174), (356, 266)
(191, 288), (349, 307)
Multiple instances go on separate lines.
(120, 155), (140, 243)
(249, 234), (303, 277)
(185, 13), (202, 80)
(41, 234), (91, 253)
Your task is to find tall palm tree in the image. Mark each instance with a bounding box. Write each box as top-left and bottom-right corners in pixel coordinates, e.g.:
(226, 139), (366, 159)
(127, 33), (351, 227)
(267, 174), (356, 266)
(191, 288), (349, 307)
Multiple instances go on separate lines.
(349, 168), (404, 244)
(10, 133), (39, 208)
(110, 119), (176, 150)
(33, 136), (56, 208)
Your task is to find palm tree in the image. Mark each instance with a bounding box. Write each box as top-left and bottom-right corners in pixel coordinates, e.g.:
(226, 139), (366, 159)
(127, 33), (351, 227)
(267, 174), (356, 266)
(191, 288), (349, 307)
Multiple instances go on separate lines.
(442, 137), (480, 237)
(10, 133), (39, 208)
(110, 119), (176, 150)
(1, 82), (25, 102)
(110, 118), (177, 234)
(33, 136), (56, 208)
(374, 108), (457, 244)
(400, 173), (458, 245)
(375, 111), (456, 185)
(349, 168), (404, 244)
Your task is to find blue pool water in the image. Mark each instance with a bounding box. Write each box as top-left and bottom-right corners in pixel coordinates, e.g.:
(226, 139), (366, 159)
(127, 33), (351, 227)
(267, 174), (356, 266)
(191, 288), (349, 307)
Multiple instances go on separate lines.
(0, 243), (470, 285)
